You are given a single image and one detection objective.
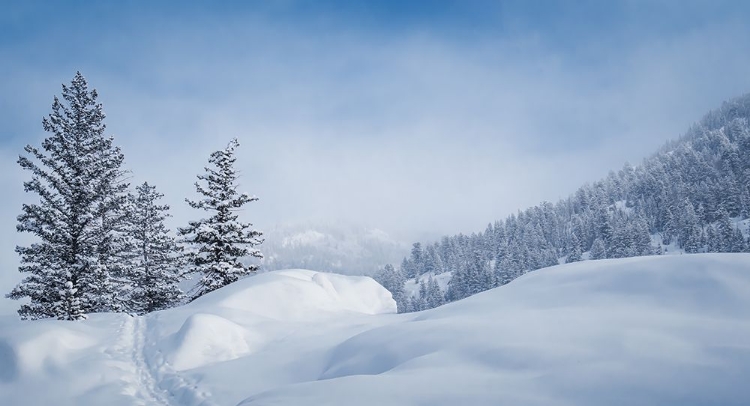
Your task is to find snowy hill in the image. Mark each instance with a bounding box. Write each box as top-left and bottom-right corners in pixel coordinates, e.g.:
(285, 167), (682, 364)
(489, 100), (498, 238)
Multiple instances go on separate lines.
(2, 255), (750, 405)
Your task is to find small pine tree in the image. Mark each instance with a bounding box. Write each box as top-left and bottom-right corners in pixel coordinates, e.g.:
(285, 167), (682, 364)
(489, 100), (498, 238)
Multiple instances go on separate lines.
(179, 139), (263, 300)
(123, 182), (184, 314)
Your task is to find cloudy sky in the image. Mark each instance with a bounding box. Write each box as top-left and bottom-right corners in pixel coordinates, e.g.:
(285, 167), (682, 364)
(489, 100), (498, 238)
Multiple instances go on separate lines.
(2, 1), (750, 304)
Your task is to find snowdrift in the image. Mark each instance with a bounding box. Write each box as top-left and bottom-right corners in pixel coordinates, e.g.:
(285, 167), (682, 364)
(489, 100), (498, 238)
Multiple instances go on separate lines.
(1, 255), (749, 406)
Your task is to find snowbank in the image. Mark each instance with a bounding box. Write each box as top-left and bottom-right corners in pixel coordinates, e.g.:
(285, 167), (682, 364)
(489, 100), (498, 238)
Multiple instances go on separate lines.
(238, 255), (750, 406)
(1, 256), (749, 406)
(161, 270), (396, 371)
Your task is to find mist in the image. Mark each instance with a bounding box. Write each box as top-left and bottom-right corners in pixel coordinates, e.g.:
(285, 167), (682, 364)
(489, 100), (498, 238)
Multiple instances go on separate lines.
(3, 1), (750, 304)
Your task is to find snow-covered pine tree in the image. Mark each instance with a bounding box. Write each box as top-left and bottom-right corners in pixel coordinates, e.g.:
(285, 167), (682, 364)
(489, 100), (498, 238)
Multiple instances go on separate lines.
(123, 182), (184, 314)
(415, 279), (429, 311)
(494, 256), (514, 286)
(566, 232), (583, 263)
(408, 243), (424, 278)
(179, 138), (263, 300)
(590, 238), (607, 260)
(426, 275), (445, 308)
(7, 72), (129, 320)
(373, 264), (408, 312)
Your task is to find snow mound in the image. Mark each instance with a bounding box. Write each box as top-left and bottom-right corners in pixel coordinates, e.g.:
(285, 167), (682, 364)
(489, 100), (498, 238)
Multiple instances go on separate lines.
(167, 313), (255, 371)
(0, 319), (97, 381)
(190, 269), (397, 320)
(158, 270), (396, 371)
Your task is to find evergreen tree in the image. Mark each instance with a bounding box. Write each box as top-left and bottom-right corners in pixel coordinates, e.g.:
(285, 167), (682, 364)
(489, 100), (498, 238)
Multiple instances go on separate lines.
(590, 238), (607, 260)
(408, 243), (424, 277)
(425, 275), (445, 308)
(373, 264), (408, 313)
(715, 208), (735, 252)
(416, 279), (428, 311)
(566, 232), (583, 263)
(597, 208), (614, 249)
(494, 256), (514, 285)
(399, 257), (414, 281)
(123, 182), (184, 314)
(7, 72), (129, 320)
(179, 139), (263, 300)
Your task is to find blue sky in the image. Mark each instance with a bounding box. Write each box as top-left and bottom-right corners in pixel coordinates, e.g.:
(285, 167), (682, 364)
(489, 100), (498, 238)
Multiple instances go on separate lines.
(2, 1), (750, 286)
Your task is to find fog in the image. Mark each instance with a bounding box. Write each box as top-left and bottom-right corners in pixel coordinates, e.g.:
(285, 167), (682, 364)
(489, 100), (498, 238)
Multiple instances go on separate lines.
(2, 1), (750, 306)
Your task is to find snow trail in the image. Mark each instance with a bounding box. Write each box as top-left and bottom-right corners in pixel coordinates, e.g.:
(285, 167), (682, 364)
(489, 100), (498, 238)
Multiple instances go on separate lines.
(130, 315), (174, 406)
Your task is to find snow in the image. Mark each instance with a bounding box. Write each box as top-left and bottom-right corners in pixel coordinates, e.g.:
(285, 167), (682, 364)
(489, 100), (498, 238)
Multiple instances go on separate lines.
(2, 255), (750, 405)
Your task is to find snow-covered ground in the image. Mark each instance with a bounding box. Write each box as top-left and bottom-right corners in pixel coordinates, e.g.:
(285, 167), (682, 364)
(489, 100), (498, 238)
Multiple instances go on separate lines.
(2, 254), (750, 405)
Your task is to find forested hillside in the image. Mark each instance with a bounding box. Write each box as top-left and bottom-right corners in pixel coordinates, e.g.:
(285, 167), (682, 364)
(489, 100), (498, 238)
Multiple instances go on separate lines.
(380, 94), (750, 312)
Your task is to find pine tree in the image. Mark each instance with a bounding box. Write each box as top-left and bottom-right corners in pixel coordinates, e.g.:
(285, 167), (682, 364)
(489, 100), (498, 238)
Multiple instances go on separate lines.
(597, 208), (614, 249)
(7, 72), (129, 320)
(426, 275), (445, 308)
(715, 208), (735, 252)
(494, 255), (514, 285)
(417, 279), (429, 311)
(179, 139), (263, 300)
(373, 264), (408, 312)
(566, 232), (583, 263)
(123, 182), (184, 314)
(590, 238), (607, 260)
(409, 243), (424, 277)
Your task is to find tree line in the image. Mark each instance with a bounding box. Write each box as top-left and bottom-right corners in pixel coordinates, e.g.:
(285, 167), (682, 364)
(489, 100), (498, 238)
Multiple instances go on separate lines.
(6, 73), (263, 320)
(377, 93), (750, 313)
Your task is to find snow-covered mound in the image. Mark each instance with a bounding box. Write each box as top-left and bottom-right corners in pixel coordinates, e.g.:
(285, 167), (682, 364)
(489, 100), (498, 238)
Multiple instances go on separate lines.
(0, 270), (396, 405)
(161, 270), (395, 371)
(1, 256), (750, 406)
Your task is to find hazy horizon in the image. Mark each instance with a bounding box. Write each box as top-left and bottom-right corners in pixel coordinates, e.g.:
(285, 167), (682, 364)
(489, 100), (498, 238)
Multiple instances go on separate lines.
(3, 1), (750, 301)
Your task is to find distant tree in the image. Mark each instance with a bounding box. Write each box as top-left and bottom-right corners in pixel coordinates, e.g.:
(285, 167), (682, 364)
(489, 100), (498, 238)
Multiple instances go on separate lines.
(597, 208), (614, 249)
(494, 256), (514, 286)
(399, 257), (414, 281)
(715, 208), (735, 252)
(423, 244), (444, 275)
(408, 243), (424, 277)
(415, 279), (429, 311)
(373, 264), (408, 312)
(590, 238), (607, 260)
(122, 182), (184, 314)
(566, 232), (583, 263)
(179, 139), (263, 300)
(425, 275), (445, 308)
(7, 72), (129, 320)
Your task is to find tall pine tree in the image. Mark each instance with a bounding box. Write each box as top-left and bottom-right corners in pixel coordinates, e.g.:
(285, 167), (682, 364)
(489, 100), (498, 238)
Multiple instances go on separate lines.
(7, 72), (129, 320)
(179, 139), (263, 300)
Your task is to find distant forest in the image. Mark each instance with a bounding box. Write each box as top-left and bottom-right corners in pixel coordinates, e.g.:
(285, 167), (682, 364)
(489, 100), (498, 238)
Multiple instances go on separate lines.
(378, 94), (750, 312)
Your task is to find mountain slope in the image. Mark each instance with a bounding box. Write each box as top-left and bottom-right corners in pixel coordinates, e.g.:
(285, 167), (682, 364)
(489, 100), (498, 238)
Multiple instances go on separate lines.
(395, 93), (750, 309)
(1, 254), (749, 405)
